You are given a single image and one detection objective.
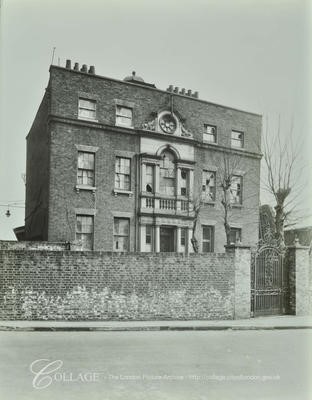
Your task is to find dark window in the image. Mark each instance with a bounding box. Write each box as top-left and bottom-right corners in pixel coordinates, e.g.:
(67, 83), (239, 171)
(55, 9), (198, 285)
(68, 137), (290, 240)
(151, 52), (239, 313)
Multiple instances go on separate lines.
(146, 225), (152, 245)
(202, 225), (214, 252)
(114, 218), (129, 251)
(76, 215), (94, 250)
(229, 228), (242, 244)
(180, 228), (187, 247)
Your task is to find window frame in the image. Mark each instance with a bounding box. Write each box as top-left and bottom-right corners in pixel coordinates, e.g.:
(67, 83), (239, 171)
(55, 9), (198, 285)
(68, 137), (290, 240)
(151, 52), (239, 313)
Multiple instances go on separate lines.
(230, 175), (243, 205)
(115, 156), (131, 191)
(229, 227), (242, 244)
(202, 225), (214, 253)
(231, 130), (244, 148)
(78, 98), (97, 121)
(202, 170), (216, 202)
(203, 124), (217, 143)
(145, 164), (155, 193)
(115, 105), (133, 127)
(77, 151), (95, 187)
(180, 168), (189, 197)
(113, 217), (130, 252)
(75, 214), (94, 250)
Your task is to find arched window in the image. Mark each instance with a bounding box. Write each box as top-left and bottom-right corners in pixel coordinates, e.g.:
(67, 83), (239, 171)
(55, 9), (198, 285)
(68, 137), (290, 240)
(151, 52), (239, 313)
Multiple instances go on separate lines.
(160, 150), (176, 196)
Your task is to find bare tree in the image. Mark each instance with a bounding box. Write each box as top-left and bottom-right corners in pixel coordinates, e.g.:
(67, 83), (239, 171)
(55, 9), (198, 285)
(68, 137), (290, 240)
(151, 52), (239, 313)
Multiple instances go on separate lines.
(216, 152), (243, 245)
(190, 193), (202, 253)
(190, 151), (244, 252)
(261, 117), (305, 247)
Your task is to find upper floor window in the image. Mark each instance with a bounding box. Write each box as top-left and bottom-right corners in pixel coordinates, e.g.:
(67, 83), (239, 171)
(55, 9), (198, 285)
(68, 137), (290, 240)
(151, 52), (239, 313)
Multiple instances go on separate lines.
(180, 169), (189, 196)
(145, 164), (155, 193)
(202, 171), (216, 201)
(76, 215), (94, 250)
(160, 151), (176, 196)
(116, 106), (133, 127)
(230, 175), (242, 204)
(231, 130), (244, 148)
(203, 125), (217, 143)
(202, 225), (214, 252)
(115, 157), (131, 190)
(229, 227), (242, 244)
(78, 98), (97, 120)
(114, 218), (129, 251)
(77, 152), (95, 186)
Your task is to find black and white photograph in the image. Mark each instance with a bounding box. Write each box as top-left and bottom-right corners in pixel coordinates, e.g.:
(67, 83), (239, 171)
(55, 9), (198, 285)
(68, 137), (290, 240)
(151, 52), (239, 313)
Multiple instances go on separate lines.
(0, 0), (311, 399)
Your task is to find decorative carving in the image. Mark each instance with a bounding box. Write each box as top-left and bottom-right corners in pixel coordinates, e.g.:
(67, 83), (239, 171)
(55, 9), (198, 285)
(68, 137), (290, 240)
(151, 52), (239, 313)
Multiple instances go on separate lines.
(181, 123), (192, 138)
(142, 119), (156, 131)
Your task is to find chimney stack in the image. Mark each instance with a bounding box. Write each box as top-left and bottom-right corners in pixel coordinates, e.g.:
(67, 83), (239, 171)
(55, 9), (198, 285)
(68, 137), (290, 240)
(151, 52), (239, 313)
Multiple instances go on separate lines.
(65, 59), (71, 69)
(81, 64), (88, 73)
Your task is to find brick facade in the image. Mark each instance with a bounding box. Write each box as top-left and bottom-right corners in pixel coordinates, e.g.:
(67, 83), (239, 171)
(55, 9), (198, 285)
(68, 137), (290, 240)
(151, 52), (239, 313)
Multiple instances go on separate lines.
(25, 62), (262, 252)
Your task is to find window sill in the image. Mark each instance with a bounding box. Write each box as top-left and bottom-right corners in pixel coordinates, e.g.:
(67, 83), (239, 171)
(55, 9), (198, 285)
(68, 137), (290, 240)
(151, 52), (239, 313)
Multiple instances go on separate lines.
(78, 116), (98, 123)
(113, 189), (133, 197)
(203, 140), (218, 145)
(231, 203), (243, 208)
(115, 123), (134, 129)
(75, 185), (96, 193)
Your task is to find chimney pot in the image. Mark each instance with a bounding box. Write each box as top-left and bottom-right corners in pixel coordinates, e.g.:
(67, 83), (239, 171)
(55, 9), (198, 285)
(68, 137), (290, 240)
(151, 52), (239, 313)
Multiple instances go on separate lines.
(74, 62), (79, 71)
(167, 85), (174, 92)
(187, 89), (192, 96)
(89, 66), (95, 74)
(192, 91), (199, 98)
(65, 59), (71, 69)
(81, 64), (88, 72)
(174, 86), (179, 93)
(180, 88), (186, 95)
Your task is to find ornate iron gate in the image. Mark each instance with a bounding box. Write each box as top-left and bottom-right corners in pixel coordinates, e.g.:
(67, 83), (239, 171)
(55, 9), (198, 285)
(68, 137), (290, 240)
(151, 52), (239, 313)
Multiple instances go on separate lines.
(251, 246), (288, 316)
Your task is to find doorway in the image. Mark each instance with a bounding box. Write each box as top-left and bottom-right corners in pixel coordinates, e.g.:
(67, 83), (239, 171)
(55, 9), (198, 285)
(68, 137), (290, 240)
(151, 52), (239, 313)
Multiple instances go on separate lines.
(160, 226), (175, 252)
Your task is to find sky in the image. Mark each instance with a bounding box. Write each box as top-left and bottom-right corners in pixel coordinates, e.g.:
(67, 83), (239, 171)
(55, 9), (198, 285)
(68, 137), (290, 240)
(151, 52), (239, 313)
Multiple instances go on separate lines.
(0, 0), (311, 240)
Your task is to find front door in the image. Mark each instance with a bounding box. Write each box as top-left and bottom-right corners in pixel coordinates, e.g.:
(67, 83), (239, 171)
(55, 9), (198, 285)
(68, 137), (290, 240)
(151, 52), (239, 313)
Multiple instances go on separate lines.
(160, 227), (175, 252)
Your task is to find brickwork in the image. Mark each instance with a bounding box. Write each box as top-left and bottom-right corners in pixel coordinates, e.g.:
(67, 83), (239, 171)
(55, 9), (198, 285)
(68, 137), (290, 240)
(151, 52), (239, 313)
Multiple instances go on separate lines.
(25, 64), (261, 252)
(0, 241), (68, 251)
(0, 249), (239, 321)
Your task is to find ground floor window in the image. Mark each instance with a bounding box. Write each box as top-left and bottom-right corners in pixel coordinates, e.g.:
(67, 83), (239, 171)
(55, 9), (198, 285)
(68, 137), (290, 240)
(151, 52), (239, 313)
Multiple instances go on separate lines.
(114, 218), (130, 251)
(76, 215), (94, 250)
(202, 225), (214, 252)
(229, 227), (242, 244)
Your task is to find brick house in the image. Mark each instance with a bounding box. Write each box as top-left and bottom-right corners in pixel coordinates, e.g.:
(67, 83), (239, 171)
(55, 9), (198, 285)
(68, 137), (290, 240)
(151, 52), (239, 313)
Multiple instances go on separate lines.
(24, 61), (262, 252)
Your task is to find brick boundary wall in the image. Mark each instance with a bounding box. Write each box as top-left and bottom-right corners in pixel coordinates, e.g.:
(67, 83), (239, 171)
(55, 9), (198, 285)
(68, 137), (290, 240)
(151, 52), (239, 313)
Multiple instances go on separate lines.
(0, 249), (239, 321)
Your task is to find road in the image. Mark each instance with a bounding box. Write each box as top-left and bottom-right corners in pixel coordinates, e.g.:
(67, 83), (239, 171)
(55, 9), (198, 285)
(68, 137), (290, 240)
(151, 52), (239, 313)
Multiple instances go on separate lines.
(0, 330), (311, 400)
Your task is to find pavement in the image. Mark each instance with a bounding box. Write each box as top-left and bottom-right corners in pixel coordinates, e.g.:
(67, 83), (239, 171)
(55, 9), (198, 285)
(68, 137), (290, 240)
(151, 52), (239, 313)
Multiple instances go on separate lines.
(0, 315), (312, 331)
